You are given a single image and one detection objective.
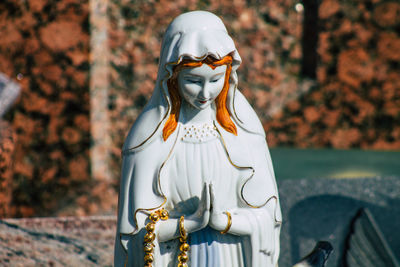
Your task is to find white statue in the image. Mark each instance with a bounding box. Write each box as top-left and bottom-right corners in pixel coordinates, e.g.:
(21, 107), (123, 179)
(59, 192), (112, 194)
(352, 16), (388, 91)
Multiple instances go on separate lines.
(114, 11), (282, 267)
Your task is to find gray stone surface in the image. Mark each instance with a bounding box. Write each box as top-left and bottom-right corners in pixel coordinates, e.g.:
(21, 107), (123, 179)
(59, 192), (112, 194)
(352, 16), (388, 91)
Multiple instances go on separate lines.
(278, 176), (400, 267)
(0, 216), (115, 266)
(1, 176), (399, 266)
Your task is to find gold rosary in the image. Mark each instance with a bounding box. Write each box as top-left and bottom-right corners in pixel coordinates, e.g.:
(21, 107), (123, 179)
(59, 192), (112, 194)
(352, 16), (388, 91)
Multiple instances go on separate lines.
(143, 208), (169, 267)
(178, 215), (189, 267)
(143, 209), (190, 267)
(143, 209), (231, 266)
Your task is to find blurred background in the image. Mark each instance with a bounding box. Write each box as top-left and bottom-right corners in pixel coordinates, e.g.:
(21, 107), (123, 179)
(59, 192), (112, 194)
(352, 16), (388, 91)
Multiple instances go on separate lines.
(0, 0), (399, 220)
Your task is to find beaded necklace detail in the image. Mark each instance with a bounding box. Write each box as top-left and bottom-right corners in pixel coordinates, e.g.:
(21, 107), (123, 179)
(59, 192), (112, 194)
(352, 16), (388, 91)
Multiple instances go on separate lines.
(181, 122), (218, 143)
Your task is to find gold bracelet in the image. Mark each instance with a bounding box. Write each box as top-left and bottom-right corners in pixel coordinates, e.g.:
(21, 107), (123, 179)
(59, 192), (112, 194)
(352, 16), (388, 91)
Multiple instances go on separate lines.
(177, 215), (189, 267)
(179, 215), (187, 238)
(143, 208), (169, 267)
(220, 211), (232, 234)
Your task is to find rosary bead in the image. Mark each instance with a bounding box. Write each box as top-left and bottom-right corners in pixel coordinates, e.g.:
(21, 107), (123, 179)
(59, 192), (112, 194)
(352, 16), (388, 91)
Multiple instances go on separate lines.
(178, 253), (189, 263)
(144, 243), (154, 253)
(144, 254), (154, 263)
(149, 212), (160, 222)
(180, 243), (190, 252)
(146, 223), (155, 232)
(159, 209), (169, 220)
(144, 233), (155, 243)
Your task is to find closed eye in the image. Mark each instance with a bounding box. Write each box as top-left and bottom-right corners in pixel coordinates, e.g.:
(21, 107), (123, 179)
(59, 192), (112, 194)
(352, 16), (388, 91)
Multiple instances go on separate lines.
(210, 73), (225, 83)
(210, 77), (221, 83)
(185, 78), (202, 84)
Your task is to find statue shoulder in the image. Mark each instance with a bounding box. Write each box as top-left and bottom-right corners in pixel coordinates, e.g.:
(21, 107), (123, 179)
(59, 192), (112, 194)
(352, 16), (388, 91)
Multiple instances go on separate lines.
(232, 89), (265, 138)
(122, 106), (165, 153)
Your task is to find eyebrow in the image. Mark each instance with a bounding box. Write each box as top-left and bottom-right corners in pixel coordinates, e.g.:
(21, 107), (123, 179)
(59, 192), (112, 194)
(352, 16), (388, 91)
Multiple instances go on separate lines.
(183, 72), (225, 78)
(212, 72), (225, 78)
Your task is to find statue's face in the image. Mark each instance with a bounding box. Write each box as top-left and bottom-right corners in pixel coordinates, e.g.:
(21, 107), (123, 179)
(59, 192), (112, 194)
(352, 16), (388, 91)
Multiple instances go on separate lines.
(178, 64), (227, 110)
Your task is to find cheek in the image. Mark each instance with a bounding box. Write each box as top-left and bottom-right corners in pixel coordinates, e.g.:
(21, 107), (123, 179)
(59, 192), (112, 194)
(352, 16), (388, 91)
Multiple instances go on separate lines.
(179, 84), (198, 102)
(211, 81), (225, 98)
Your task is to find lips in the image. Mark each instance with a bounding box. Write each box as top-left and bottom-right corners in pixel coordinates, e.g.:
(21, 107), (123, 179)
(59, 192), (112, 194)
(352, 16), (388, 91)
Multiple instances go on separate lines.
(198, 98), (210, 104)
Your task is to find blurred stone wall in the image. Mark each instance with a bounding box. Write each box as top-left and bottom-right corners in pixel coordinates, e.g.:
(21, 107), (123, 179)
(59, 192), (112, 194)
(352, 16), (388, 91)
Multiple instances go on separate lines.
(0, 121), (15, 217)
(0, 0), (399, 217)
(265, 0), (400, 149)
(0, 1), (93, 217)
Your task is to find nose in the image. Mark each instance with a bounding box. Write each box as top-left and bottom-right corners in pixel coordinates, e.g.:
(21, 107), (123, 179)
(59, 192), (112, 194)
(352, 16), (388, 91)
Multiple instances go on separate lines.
(199, 82), (211, 99)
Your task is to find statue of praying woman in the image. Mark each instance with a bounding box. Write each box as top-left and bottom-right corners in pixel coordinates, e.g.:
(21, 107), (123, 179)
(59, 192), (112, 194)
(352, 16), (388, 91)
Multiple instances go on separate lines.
(114, 10), (282, 267)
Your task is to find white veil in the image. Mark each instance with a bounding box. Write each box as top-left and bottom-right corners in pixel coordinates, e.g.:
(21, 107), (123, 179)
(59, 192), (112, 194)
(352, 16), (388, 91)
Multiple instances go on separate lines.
(123, 11), (265, 153)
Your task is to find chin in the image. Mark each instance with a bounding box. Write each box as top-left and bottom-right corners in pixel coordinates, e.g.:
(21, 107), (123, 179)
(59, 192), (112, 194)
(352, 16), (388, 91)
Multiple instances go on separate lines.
(196, 104), (211, 110)
(189, 102), (211, 110)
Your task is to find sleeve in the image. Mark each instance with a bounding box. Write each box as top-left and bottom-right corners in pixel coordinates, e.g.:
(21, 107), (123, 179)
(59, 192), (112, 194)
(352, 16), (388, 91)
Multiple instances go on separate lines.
(114, 133), (177, 267)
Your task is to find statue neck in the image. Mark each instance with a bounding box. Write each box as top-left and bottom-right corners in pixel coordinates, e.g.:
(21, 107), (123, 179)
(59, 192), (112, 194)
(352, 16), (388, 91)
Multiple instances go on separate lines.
(180, 101), (215, 124)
